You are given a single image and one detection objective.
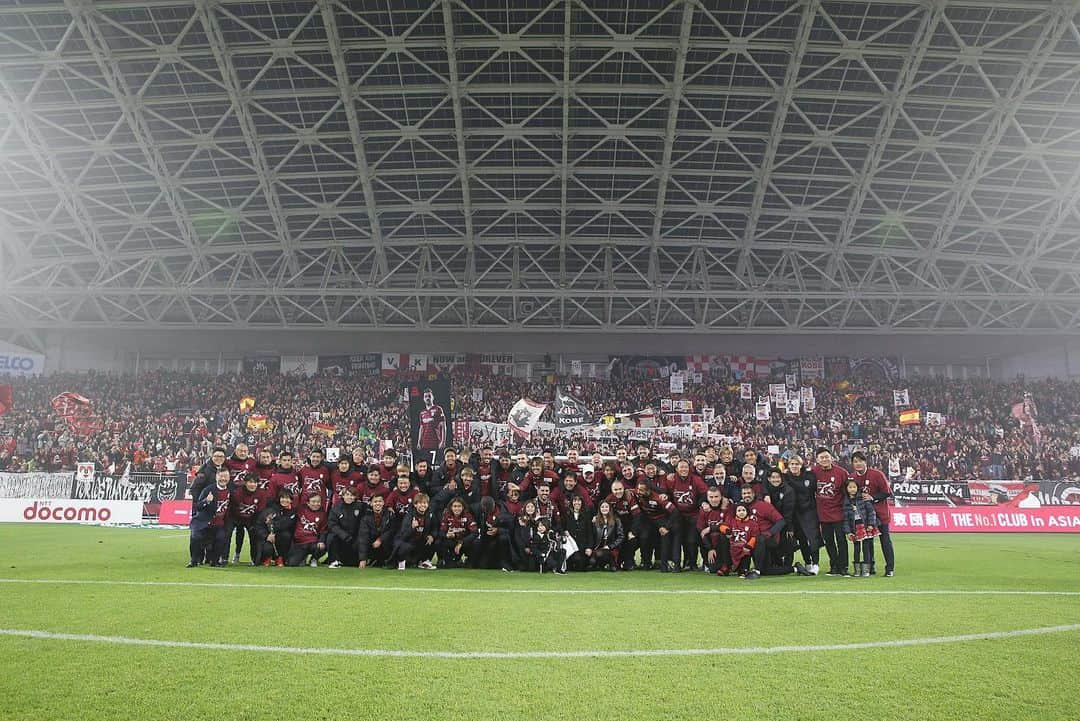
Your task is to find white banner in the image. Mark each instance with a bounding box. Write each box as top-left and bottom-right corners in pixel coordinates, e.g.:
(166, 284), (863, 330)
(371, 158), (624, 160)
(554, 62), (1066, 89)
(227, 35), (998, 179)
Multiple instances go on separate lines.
(508, 399), (547, 437)
(669, 372), (684, 394)
(893, 389), (910, 407)
(280, 355), (318, 376)
(570, 359), (582, 376)
(769, 383), (787, 406)
(0, 498), (142, 525)
(785, 373), (797, 389)
(0, 344), (46, 376)
(740, 383), (753, 400)
(409, 354), (429, 372)
(800, 387), (816, 411)
(471, 388), (484, 402)
(702, 406), (715, 424)
(785, 397), (801, 415)
(755, 400), (771, 421)
(799, 357), (824, 381)
(0, 472), (74, 499)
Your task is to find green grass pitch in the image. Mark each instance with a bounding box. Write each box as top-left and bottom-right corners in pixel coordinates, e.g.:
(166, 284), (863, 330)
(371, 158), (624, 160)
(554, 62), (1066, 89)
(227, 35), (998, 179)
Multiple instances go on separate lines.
(0, 525), (1076, 721)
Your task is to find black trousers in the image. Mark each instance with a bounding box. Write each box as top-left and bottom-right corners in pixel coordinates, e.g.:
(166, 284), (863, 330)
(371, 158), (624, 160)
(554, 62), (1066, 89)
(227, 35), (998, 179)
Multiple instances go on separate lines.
(820, 521), (849, 573)
(189, 526), (228, 565)
(226, 522), (257, 563)
(391, 537), (435, 565)
(873, 523), (895, 572)
(753, 535), (793, 575)
(286, 541), (325, 566)
(852, 537), (875, 567)
(438, 534), (475, 567)
(619, 530), (639, 570)
(700, 532), (731, 573)
(592, 547), (618, 570)
(794, 509), (820, 566)
(329, 535), (360, 566)
(677, 515), (700, 567)
(470, 531), (508, 569)
(253, 530), (291, 563)
(637, 517), (675, 568)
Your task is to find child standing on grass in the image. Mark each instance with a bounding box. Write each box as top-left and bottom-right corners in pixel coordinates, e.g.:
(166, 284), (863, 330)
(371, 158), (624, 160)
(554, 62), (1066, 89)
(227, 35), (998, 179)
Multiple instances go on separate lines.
(842, 479), (879, 578)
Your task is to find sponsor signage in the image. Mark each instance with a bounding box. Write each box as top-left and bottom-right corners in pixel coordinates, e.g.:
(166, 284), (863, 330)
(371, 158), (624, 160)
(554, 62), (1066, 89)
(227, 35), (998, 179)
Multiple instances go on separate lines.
(0, 499), (143, 525)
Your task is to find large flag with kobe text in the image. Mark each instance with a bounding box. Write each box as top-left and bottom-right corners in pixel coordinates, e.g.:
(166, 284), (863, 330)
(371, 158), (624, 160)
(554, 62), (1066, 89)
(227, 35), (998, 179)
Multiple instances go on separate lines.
(554, 387), (588, 428)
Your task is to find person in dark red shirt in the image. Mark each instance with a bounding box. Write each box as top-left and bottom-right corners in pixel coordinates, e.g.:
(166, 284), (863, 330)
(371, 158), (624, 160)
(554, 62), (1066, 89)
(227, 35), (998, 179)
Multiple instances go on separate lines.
(376, 449), (398, 484)
(438, 497), (477, 568)
(385, 469), (419, 516)
(268, 451), (300, 508)
(298, 449), (329, 507)
(812, 447), (850, 576)
(471, 446), (499, 498)
(665, 459), (709, 571)
(518, 457), (560, 499)
(721, 503), (760, 578)
(357, 466), (391, 508)
(633, 478), (678, 572)
(228, 473), (266, 565)
(550, 473), (593, 514)
(391, 493), (438, 570)
(329, 457), (364, 508)
(697, 487), (730, 575)
(286, 493), (327, 567)
(850, 451), (895, 576)
(253, 448), (276, 491)
(605, 476), (640, 569)
(225, 443), (257, 487)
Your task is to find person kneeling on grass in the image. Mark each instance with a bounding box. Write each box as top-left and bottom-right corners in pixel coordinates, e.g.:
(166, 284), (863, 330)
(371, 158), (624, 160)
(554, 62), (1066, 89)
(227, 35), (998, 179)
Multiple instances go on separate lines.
(253, 489), (297, 566)
(286, 493), (328, 567)
(327, 486), (363, 568)
(391, 493), (438, 570)
(698, 487), (731, 575)
(721, 503), (761, 579)
(357, 494), (396, 568)
(842, 479), (880, 578)
(187, 467), (232, 568)
(438, 497), (477, 568)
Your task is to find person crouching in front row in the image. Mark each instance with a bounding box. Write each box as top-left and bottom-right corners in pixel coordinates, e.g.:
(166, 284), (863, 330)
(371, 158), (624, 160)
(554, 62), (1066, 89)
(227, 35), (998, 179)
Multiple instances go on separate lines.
(357, 494), (396, 568)
(253, 489), (297, 566)
(327, 486), (363, 568)
(438, 497), (477, 568)
(391, 493), (438, 570)
(286, 493), (328, 567)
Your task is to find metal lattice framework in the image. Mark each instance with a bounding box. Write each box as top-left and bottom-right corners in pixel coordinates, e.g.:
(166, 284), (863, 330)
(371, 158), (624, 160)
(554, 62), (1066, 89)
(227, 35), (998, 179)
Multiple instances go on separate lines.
(2, 0), (1080, 336)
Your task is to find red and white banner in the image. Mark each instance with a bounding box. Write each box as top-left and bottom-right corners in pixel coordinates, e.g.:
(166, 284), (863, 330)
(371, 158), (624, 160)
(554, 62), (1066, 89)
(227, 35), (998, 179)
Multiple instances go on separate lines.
(0, 499), (143, 525)
(158, 500), (193, 524)
(890, 504), (1080, 533)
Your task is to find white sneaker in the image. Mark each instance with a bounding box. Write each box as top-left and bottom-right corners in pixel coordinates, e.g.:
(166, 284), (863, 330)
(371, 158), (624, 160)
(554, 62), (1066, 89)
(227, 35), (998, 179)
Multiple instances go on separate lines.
(418, 560), (436, 570)
(230, 554), (239, 564)
(809, 564), (819, 576)
(397, 561), (407, 571)
(328, 561), (342, 569)
(309, 558), (318, 568)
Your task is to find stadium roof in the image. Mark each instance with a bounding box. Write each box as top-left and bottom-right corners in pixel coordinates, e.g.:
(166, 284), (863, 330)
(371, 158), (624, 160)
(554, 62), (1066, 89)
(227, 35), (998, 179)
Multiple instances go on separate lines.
(2, 0), (1080, 338)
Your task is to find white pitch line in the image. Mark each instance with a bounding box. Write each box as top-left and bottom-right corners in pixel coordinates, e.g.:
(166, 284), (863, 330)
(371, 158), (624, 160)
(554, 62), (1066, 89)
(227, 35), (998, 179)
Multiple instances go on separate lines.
(0, 624), (1077, 659)
(0, 577), (1078, 597)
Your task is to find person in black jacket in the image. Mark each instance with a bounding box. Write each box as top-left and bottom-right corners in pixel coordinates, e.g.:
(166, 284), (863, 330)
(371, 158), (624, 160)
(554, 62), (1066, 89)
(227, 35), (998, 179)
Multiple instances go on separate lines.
(590, 500), (624, 571)
(357, 495), (395, 568)
(188, 448), (227, 517)
(410, 459), (434, 496)
(528, 517), (566, 574)
(252, 490), (297, 566)
(391, 493), (437, 570)
(782, 454), (821, 575)
(327, 486), (363, 568)
(562, 495), (595, 571)
(763, 469), (797, 572)
(470, 496), (509, 570)
(509, 509), (536, 571)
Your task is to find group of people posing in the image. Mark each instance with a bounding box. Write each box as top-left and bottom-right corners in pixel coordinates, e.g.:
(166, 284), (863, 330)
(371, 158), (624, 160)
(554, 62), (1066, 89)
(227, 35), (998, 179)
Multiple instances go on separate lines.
(187, 442), (897, 578)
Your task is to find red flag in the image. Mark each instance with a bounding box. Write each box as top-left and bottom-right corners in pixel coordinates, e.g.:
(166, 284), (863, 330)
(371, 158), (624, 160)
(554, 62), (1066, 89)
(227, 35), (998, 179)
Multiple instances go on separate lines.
(51, 392), (101, 436)
(0, 384), (12, 416)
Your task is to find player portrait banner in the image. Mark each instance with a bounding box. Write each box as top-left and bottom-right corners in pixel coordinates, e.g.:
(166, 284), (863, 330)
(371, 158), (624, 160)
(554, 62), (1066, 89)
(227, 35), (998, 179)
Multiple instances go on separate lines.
(406, 377), (453, 466)
(890, 505), (1080, 533)
(280, 355), (318, 376)
(243, 355), (280, 375)
(0, 471), (75, 499)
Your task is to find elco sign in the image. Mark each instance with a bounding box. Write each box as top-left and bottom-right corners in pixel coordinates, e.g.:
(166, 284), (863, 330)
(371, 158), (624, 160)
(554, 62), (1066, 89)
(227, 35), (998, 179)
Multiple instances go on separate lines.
(0, 499), (142, 525)
(0, 352), (44, 376)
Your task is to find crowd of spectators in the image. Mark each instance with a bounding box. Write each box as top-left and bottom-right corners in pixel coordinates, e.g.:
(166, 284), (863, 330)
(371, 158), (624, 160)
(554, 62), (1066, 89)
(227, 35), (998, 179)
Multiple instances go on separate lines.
(1, 367), (1078, 481)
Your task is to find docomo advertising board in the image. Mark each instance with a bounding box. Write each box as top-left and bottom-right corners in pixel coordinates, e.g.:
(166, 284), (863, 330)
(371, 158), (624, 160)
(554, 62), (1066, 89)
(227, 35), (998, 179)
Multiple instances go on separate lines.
(0, 499), (143, 525)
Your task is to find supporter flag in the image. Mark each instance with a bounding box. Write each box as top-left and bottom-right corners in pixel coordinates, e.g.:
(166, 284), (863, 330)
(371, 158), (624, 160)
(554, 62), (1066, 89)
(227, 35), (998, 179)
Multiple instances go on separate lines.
(570, 359), (582, 376)
(893, 389), (910, 407)
(471, 388), (483, 402)
(661, 398), (673, 412)
(508, 398), (547, 437)
(247, 415), (268, 431)
(755, 400), (771, 421)
(800, 387), (816, 411)
(0, 384), (11, 417)
(899, 409), (921, 426)
(925, 411), (945, 427)
(50, 391), (103, 436)
(554, 387), (589, 428)
(239, 396), (255, 412)
(409, 354), (429, 372)
(739, 383), (752, 400)
(312, 421), (338, 436)
(669, 372), (685, 394)
(874, 405), (885, 418)
(381, 353), (411, 376)
(702, 407), (715, 424)
(829, 418), (843, 432)
(785, 373), (797, 389)
(785, 397), (800, 416)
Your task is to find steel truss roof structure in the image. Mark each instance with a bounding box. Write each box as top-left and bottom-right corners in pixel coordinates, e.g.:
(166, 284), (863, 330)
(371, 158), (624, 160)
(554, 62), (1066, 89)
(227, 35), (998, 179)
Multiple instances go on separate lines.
(2, 0), (1080, 337)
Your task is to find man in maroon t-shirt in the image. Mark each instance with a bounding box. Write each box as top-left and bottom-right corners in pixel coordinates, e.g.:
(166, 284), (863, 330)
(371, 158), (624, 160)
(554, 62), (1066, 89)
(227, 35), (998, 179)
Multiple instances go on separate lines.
(851, 451), (895, 576)
(812, 447), (849, 576)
